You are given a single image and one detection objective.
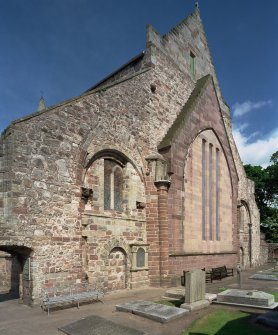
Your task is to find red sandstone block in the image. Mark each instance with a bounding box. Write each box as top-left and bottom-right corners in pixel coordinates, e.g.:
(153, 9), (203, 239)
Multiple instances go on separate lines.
(89, 255), (98, 260)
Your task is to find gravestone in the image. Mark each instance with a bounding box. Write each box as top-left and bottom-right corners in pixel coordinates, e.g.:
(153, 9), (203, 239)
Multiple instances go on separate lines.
(58, 315), (144, 335)
(116, 300), (188, 323)
(180, 269), (210, 311)
(215, 289), (278, 309)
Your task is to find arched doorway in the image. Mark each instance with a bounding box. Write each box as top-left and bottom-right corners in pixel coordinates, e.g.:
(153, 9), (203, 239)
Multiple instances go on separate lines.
(0, 245), (33, 305)
(108, 247), (127, 291)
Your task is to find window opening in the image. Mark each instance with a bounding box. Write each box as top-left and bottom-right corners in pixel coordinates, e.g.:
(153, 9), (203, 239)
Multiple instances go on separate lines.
(136, 248), (145, 268)
(190, 51), (196, 76)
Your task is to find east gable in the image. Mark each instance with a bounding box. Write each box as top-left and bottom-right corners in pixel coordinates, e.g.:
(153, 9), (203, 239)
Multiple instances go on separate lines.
(146, 8), (229, 117)
(158, 75), (238, 254)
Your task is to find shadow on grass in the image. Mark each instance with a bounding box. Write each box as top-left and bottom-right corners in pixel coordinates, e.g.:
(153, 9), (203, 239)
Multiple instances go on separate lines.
(182, 309), (273, 335)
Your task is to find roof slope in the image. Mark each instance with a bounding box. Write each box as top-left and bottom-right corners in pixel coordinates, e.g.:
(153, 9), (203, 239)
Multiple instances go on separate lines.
(158, 74), (211, 150)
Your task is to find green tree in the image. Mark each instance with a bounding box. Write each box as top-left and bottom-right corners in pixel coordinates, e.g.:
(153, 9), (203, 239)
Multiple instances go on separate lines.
(244, 151), (278, 242)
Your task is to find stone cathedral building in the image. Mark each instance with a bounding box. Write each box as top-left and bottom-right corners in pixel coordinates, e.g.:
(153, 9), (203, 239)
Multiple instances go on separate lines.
(0, 7), (263, 305)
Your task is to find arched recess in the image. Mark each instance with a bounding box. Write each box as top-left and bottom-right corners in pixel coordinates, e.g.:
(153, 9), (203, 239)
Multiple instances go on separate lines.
(239, 200), (251, 231)
(183, 128), (233, 253)
(99, 238), (131, 291)
(238, 200), (252, 268)
(82, 149), (146, 215)
(0, 245), (33, 305)
(108, 247), (127, 290)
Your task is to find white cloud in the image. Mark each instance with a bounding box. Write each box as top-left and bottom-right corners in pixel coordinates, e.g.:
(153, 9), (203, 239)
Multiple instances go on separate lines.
(233, 99), (272, 117)
(236, 122), (249, 132)
(233, 127), (278, 167)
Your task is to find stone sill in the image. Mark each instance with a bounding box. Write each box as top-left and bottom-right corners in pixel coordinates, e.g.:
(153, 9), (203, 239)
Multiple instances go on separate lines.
(169, 251), (237, 257)
(130, 267), (149, 272)
(82, 212), (146, 222)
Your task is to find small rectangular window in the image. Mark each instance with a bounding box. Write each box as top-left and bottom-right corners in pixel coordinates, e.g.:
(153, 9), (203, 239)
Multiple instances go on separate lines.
(190, 51), (196, 77)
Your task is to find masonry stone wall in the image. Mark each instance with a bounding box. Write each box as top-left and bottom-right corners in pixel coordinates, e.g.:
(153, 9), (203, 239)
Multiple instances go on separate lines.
(0, 7), (264, 304)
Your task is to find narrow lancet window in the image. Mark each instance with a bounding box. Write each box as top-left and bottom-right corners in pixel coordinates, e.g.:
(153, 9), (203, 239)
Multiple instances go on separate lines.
(215, 148), (220, 240)
(209, 144), (213, 240)
(202, 139), (206, 240)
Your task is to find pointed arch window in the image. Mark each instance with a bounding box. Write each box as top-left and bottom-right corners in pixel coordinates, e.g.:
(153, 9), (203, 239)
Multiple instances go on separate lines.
(104, 159), (124, 212)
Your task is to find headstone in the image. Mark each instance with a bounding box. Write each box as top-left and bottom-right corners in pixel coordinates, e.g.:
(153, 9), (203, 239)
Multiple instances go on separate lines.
(185, 269), (205, 303)
(180, 269), (210, 311)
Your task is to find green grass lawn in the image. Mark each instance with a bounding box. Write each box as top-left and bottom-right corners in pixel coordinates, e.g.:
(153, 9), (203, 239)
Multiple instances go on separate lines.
(271, 291), (278, 301)
(180, 309), (273, 335)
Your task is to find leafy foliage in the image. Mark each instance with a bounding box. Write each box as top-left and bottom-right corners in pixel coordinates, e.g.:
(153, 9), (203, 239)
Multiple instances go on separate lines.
(244, 151), (278, 242)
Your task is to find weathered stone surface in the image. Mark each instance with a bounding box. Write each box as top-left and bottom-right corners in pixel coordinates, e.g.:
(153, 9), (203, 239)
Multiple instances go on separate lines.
(59, 315), (144, 335)
(185, 269), (205, 303)
(216, 289), (277, 308)
(116, 300), (188, 323)
(0, 6), (263, 305)
(181, 299), (210, 312)
(249, 273), (278, 281)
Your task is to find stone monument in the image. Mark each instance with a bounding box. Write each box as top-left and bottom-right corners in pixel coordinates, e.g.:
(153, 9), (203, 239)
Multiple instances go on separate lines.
(180, 269), (210, 311)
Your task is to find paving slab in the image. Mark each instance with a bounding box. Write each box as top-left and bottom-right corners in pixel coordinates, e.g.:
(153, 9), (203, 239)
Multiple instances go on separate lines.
(116, 300), (188, 323)
(250, 273), (278, 281)
(58, 315), (144, 335)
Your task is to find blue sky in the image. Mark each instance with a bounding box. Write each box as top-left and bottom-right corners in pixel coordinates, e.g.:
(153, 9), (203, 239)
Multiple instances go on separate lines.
(0, 0), (277, 166)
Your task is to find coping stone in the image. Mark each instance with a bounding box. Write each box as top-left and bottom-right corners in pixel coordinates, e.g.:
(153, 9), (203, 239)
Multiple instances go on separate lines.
(116, 300), (188, 323)
(58, 315), (144, 335)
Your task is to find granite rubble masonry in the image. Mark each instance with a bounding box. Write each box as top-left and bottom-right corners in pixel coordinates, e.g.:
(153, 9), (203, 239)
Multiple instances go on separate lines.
(181, 269), (210, 311)
(0, 6), (264, 305)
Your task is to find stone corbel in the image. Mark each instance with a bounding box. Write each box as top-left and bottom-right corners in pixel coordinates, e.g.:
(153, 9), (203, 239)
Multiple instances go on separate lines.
(81, 186), (93, 202)
(145, 152), (171, 186)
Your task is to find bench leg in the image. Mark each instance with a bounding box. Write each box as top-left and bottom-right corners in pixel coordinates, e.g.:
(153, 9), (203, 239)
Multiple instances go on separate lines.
(48, 306), (50, 316)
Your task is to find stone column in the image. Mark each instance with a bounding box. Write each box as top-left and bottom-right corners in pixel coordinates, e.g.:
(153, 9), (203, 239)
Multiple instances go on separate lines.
(145, 152), (171, 287)
(154, 180), (171, 286)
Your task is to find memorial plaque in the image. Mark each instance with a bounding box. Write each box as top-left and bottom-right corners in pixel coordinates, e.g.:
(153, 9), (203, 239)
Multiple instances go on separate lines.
(136, 248), (145, 268)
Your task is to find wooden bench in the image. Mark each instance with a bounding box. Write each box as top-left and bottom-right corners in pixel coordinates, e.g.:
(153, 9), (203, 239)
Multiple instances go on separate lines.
(41, 283), (104, 315)
(206, 266), (234, 283)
